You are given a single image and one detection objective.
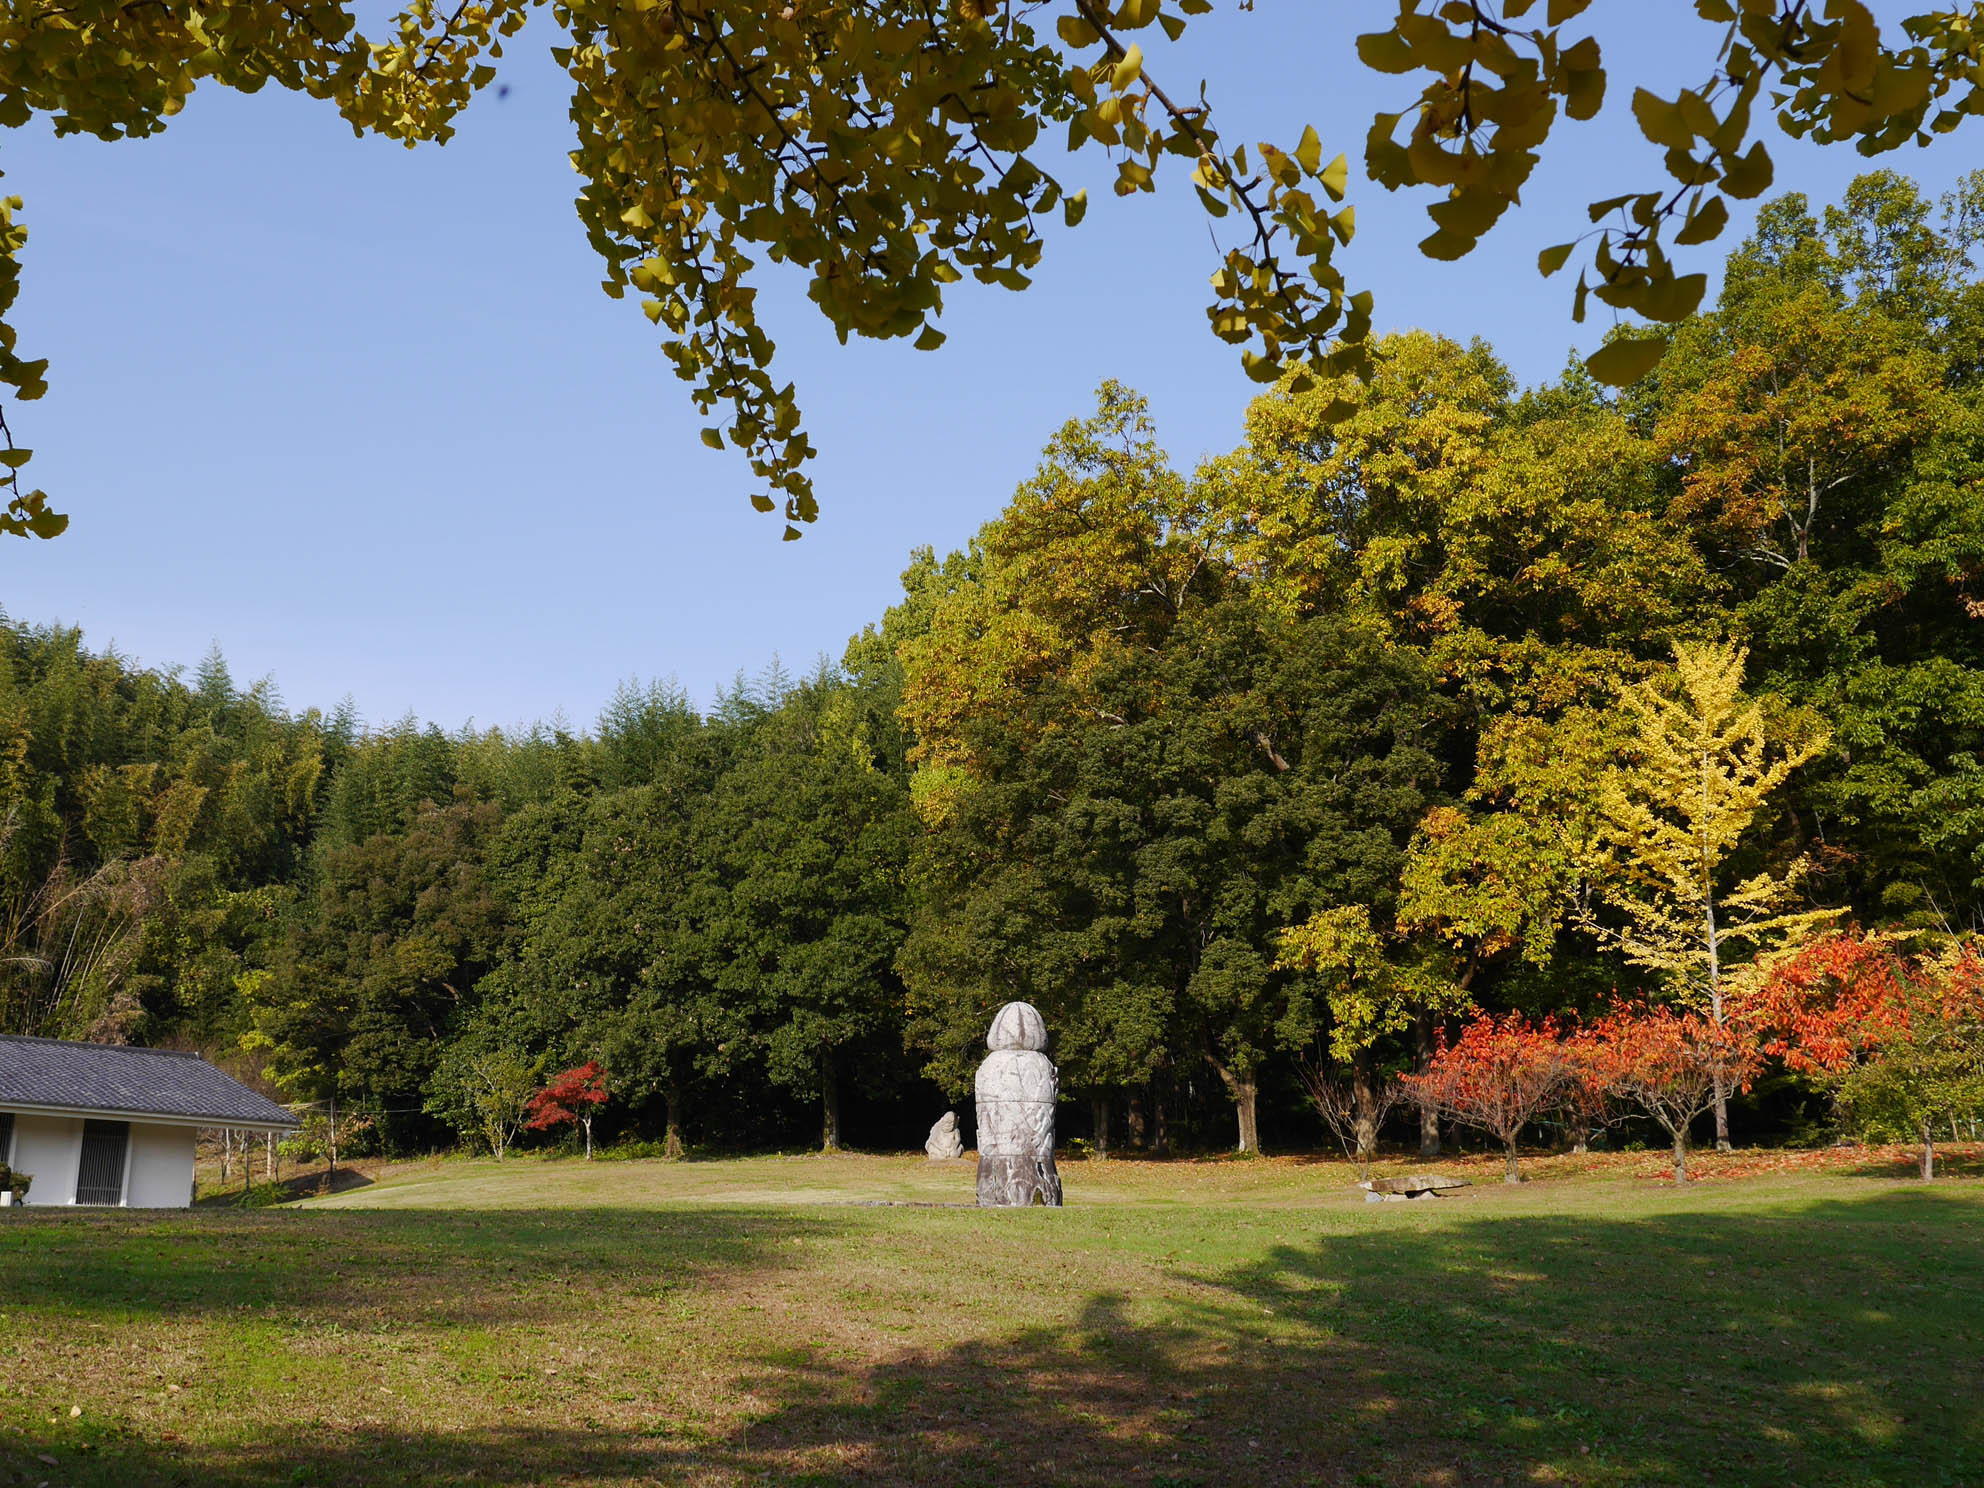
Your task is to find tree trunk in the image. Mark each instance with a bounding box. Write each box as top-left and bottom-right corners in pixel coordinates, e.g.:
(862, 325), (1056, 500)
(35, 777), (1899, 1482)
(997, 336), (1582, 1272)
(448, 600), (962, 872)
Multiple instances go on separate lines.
(820, 1052), (841, 1154)
(663, 1075), (686, 1160)
(1672, 1131), (1688, 1183)
(1234, 1081), (1259, 1155)
(1090, 1093), (1110, 1157)
(1151, 1091), (1170, 1155)
(1351, 1050), (1378, 1170)
(1415, 1010), (1441, 1159)
(1126, 1091), (1147, 1150)
(581, 1113), (594, 1160)
(1504, 1134), (1521, 1184)
(1921, 1126), (1935, 1182)
(1211, 1061), (1260, 1154)
(1706, 882), (1732, 1152)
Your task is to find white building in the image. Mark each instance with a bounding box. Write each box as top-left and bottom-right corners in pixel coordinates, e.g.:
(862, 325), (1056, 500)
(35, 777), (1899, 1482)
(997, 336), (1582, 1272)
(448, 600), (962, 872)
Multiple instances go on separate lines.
(0, 1035), (297, 1208)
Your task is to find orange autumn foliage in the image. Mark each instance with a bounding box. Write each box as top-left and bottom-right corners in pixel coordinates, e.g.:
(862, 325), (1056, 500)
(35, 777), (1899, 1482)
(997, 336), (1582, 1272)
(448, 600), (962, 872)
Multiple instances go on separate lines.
(1405, 1012), (1570, 1181)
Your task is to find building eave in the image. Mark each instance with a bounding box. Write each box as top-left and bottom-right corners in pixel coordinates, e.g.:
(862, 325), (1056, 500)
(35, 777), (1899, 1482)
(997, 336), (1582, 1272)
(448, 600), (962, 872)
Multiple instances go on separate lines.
(0, 1099), (298, 1133)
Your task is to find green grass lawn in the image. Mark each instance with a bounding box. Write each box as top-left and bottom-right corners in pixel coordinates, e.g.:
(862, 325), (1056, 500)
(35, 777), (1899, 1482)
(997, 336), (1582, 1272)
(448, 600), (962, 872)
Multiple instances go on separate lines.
(2, 1149), (1980, 1487)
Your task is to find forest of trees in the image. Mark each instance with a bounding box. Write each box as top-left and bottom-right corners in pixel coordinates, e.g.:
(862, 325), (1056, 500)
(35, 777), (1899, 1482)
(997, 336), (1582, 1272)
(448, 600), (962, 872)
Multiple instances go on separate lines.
(5, 171), (1983, 1161)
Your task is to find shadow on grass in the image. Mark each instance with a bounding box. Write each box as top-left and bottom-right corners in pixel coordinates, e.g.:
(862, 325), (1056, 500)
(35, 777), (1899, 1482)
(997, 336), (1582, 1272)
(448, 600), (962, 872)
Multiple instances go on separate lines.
(3, 1191), (1981, 1487)
(193, 1164), (378, 1209)
(1840, 1145), (1984, 1180)
(0, 1205), (837, 1330)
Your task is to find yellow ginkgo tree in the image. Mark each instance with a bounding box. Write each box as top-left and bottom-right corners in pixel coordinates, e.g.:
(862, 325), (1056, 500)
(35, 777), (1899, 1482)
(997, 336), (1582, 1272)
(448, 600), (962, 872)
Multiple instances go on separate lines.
(1577, 639), (1836, 1149)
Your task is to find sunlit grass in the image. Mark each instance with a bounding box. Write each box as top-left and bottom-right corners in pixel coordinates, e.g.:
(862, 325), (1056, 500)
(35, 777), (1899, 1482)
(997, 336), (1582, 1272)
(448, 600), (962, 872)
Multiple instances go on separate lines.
(2, 1150), (1979, 1486)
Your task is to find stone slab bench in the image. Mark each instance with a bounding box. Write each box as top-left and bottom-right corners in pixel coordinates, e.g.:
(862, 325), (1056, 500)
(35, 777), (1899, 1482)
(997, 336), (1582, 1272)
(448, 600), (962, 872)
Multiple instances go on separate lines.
(1358, 1173), (1468, 1202)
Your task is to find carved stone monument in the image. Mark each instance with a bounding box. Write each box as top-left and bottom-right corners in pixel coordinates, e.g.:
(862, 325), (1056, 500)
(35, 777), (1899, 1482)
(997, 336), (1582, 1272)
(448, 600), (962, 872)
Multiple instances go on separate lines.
(974, 1001), (1063, 1207)
(925, 1110), (964, 1160)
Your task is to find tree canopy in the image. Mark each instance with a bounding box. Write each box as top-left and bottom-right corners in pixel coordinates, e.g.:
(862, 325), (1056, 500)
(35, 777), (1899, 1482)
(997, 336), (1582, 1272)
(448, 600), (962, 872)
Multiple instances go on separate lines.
(5, 2), (1984, 537)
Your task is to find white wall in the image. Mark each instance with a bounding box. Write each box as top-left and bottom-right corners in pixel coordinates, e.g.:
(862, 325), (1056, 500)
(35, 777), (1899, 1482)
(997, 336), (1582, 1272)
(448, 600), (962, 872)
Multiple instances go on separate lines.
(10, 1113), (80, 1205)
(4, 1116), (199, 1207)
(126, 1123), (197, 1208)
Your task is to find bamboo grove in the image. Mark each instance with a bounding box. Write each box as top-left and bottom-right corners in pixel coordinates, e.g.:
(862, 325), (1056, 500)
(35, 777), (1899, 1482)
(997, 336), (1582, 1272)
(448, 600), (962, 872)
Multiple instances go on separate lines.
(4, 172), (1984, 1159)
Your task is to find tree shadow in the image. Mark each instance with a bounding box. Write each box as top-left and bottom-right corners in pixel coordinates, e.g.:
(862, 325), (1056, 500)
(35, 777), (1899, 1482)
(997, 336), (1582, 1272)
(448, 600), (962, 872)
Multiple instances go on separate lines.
(0, 1205), (836, 1331)
(193, 1164), (378, 1208)
(1838, 1143), (1984, 1180)
(3, 1191), (1980, 1487)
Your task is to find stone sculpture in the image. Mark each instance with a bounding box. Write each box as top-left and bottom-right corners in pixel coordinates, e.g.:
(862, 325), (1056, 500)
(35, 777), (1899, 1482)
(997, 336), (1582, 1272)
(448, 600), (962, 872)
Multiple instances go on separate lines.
(974, 1001), (1063, 1207)
(925, 1110), (964, 1160)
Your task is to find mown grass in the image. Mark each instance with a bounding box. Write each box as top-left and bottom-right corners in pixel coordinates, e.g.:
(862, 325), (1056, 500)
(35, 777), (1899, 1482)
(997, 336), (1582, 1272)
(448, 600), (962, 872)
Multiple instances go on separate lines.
(2, 1149), (1980, 1487)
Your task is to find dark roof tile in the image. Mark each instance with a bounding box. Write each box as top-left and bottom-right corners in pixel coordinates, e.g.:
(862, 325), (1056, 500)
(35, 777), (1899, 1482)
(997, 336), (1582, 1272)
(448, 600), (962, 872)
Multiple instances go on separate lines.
(0, 1036), (298, 1126)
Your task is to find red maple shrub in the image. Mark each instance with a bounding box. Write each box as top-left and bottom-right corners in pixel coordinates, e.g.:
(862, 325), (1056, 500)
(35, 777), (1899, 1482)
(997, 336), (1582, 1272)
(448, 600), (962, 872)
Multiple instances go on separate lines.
(525, 1061), (612, 1159)
(1744, 932), (1984, 1178)
(1560, 1022), (1622, 1154)
(1405, 1013), (1570, 1183)
(1585, 1006), (1760, 1182)
(1740, 931), (1914, 1074)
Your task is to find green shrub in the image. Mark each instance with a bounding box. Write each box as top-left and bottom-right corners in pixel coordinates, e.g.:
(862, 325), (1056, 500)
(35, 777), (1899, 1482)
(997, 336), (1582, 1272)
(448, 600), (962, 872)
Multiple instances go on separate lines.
(595, 1139), (680, 1162)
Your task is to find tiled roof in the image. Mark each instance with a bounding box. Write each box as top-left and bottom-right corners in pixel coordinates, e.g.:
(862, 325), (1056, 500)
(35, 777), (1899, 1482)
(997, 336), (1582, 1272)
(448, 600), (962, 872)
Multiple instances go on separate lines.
(0, 1036), (298, 1127)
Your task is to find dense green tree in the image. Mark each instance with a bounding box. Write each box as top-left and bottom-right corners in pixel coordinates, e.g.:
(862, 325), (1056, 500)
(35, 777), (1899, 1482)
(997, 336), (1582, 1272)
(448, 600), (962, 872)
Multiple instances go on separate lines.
(1654, 172), (1984, 922)
(694, 669), (915, 1150)
(244, 800), (511, 1145)
(900, 390), (1446, 1151)
(471, 771), (740, 1159)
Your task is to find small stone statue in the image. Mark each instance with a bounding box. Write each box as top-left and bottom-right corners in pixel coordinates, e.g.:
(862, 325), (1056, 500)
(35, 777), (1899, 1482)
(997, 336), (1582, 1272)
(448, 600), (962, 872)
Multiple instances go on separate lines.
(925, 1110), (964, 1160)
(974, 1001), (1062, 1207)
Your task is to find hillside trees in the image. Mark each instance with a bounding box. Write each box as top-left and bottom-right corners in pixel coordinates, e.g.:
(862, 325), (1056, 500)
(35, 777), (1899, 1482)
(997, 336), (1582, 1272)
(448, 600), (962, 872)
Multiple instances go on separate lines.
(1652, 173), (1984, 921)
(8, 5), (1984, 538)
(6, 169), (1984, 1160)
(692, 668), (915, 1151)
(0, 619), (331, 1042)
(899, 386), (1447, 1152)
(245, 799), (514, 1147)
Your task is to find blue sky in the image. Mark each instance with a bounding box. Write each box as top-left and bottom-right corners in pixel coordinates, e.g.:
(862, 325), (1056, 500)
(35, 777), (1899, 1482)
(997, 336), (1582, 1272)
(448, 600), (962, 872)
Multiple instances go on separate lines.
(4, 5), (1974, 731)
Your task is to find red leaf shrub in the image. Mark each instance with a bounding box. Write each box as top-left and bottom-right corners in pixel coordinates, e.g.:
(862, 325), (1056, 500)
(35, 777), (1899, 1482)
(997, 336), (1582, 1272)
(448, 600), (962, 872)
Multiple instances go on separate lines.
(525, 1061), (611, 1157)
(1585, 1006), (1760, 1182)
(1404, 1013), (1570, 1182)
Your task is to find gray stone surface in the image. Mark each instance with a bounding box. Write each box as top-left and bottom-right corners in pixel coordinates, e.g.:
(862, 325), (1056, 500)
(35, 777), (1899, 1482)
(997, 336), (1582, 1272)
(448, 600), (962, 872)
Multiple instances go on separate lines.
(1358, 1173), (1468, 1196)
(925, 1111), (964, 1160)
(974, 1001), (1062, 1207)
